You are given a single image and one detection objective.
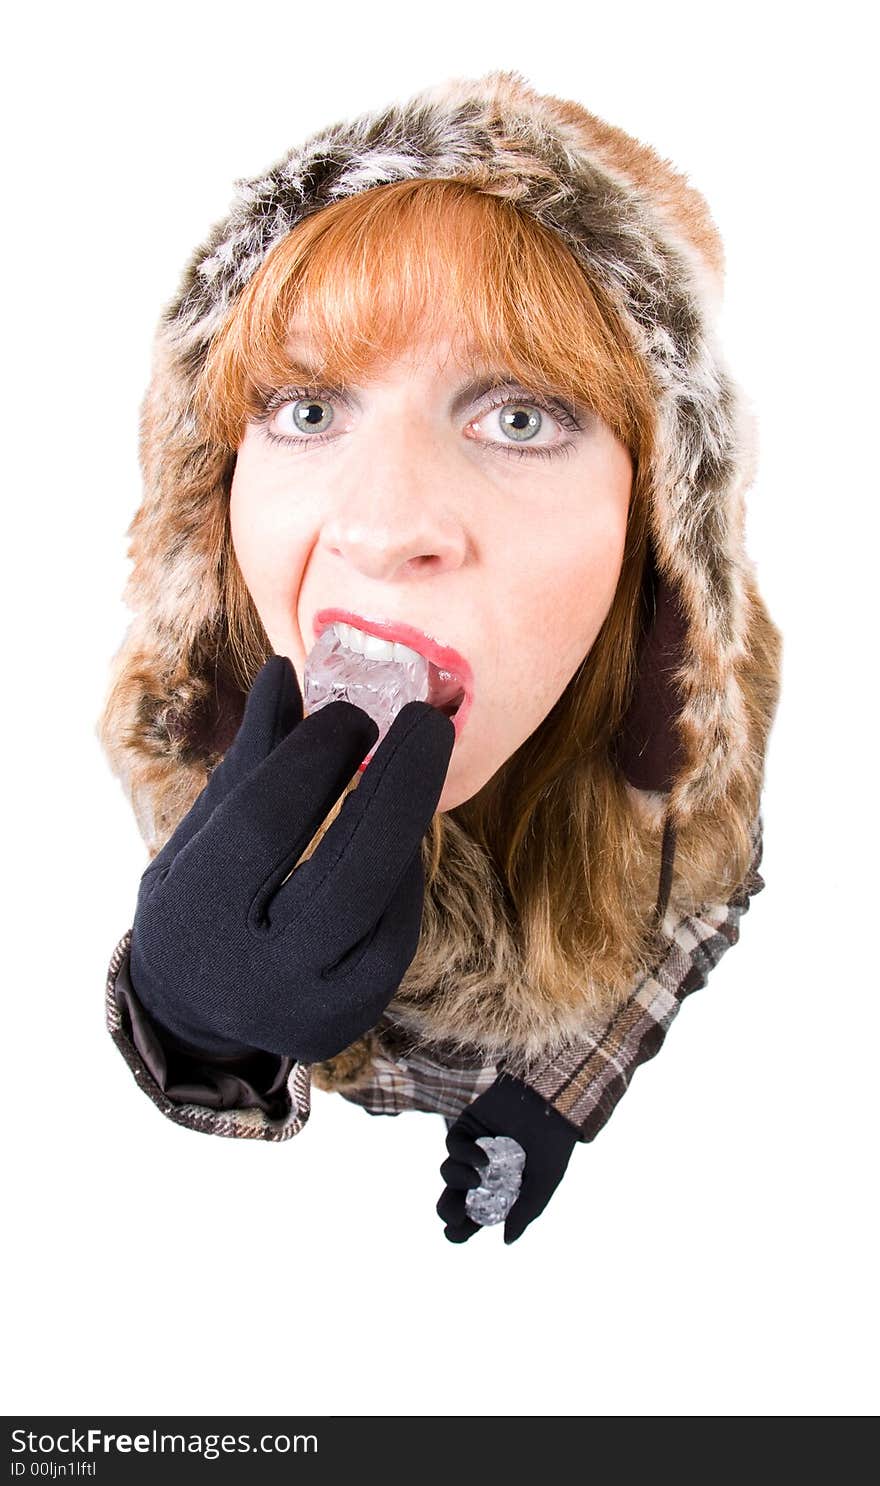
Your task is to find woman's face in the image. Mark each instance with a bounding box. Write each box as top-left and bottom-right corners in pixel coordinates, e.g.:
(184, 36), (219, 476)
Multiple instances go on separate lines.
(230, 328), (633, 812)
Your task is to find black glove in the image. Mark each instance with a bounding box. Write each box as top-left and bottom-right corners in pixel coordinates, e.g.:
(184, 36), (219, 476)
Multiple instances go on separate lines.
(437, 1073), (580, 1245)
(128, 654), (455, 1064)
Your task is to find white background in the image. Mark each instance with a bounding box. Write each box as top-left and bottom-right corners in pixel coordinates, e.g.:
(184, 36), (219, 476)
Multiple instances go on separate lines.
(3, 0), (877, 1419)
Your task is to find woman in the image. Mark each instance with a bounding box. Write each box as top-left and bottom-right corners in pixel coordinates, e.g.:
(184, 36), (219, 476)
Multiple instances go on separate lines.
(97, 69), (782, 1244)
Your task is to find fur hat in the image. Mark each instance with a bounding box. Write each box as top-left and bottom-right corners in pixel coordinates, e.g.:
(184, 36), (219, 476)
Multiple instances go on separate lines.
(99, 69), (780, 908)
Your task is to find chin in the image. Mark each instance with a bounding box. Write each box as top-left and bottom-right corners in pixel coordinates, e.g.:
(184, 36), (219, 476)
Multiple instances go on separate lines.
(436, 756), (486, 813)
(437, 783), (462, 814)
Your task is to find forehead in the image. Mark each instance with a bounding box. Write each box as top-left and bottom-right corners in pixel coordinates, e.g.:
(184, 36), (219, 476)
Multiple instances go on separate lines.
(284, 320), (499, 381)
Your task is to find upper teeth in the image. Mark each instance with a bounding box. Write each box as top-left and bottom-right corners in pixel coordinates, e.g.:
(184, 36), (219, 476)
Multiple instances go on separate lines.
(331, 621), (423, 666)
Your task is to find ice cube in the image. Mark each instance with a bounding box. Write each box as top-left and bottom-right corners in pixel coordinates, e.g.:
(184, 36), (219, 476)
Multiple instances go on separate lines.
(464, 1135), (526, 1227)
(303, 626), (430, 763)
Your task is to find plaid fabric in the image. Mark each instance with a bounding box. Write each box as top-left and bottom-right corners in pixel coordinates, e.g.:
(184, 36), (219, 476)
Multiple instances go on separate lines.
(105, 815), (765, 1142)
(335, 1044), (500, 1123)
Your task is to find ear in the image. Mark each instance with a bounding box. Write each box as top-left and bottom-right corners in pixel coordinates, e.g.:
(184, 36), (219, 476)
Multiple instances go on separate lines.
(614, 539), (688, 794)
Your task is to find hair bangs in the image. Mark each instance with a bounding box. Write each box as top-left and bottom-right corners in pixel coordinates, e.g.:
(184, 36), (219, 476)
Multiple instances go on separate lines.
(197, 178), (655, 462)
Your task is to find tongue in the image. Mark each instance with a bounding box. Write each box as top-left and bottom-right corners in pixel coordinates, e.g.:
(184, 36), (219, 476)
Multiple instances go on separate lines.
(427, 661), (465, 714)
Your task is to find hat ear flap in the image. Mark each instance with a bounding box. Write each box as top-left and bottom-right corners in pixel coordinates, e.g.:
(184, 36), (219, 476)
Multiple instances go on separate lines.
(162, 640), (248, 768)
(614, 540), (688, 795)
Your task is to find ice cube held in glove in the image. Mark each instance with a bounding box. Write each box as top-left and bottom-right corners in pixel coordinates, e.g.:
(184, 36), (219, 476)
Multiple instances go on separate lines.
(438, 1074), (579, 1245)
(464, 1136), (527, 1226)
(304, 624), (429, 764)
(304, 622), (466, 765)
(128, 654), (455, 1064)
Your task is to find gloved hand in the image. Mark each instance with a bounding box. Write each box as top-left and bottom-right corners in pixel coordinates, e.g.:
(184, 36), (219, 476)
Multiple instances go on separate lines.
(128, 654), (455, 1064)
(437, 1073), (580, 1244)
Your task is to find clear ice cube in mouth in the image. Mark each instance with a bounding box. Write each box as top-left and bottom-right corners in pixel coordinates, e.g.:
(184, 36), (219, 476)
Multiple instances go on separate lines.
(303, 626), (431, 763)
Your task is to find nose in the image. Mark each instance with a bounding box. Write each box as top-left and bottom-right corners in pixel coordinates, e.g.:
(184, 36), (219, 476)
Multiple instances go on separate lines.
(317, 423), (468, 581)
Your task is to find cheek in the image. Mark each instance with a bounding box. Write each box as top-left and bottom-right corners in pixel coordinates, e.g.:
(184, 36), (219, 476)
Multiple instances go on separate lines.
(509, 510), (629, 694)
(569, 512), (628, 636)
(229, 461), (313, 639)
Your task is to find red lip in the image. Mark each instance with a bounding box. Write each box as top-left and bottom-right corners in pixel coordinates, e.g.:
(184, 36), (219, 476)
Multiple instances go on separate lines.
(312, 608), (474, 756)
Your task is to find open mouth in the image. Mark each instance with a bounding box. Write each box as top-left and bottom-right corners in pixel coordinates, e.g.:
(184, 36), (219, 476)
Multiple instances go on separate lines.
(306, 618), (472, 776)
(316, 617), (471, 720)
